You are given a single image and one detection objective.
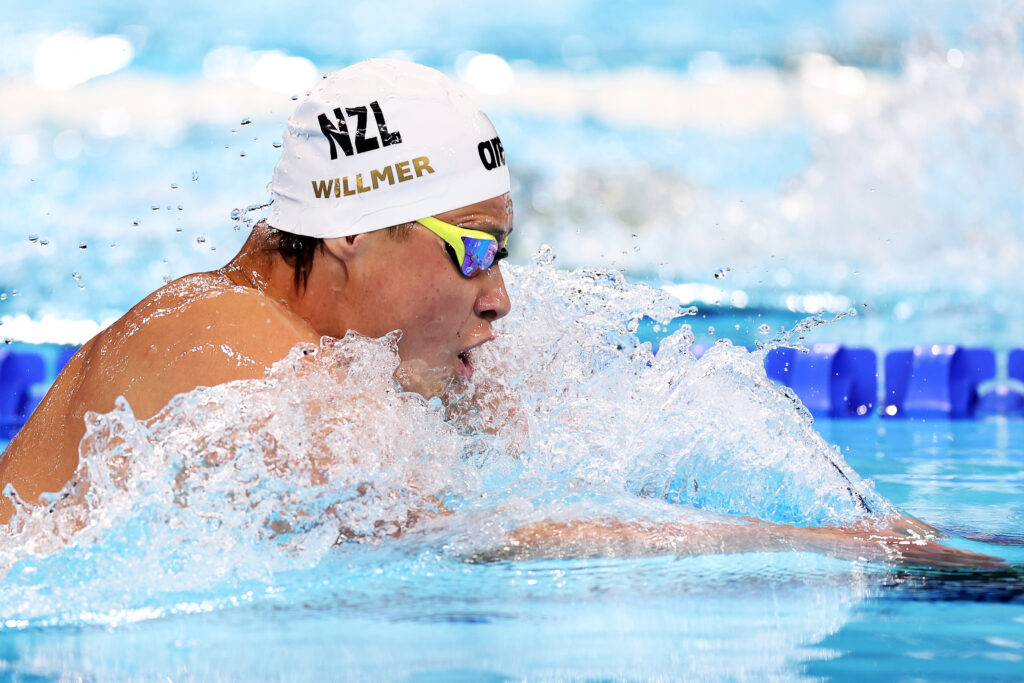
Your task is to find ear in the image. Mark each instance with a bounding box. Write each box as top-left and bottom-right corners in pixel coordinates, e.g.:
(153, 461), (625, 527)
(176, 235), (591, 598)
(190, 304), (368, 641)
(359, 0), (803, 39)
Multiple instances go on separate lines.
(321, 233), (367, 263)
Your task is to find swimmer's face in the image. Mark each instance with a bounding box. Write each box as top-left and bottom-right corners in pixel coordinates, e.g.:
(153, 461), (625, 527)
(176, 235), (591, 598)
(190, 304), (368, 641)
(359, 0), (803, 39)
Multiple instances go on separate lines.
(334, 193), (513, 398)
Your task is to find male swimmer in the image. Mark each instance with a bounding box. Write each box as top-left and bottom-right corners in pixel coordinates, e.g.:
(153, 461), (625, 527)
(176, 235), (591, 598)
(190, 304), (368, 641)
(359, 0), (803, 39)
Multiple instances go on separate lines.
(0, 60), (1002, 568)
(0, 60), (513, 523)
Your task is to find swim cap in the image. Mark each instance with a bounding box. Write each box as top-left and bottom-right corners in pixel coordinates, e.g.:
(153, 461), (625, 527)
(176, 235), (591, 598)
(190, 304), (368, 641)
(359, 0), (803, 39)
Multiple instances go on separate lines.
(268, 59), (510, 238)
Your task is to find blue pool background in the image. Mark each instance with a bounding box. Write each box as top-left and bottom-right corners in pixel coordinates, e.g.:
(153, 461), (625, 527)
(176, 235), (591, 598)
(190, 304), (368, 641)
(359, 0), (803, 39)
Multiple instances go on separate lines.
(3, 1), (1024, 680)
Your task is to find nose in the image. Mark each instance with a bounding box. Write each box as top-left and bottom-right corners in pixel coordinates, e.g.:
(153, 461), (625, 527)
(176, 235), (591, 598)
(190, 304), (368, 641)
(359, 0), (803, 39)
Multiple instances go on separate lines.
(475, 266), (512, 322)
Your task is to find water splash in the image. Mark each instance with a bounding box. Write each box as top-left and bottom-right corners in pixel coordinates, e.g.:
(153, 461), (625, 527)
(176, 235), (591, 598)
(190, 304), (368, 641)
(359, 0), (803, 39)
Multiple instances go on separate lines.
(0, 255), (892, 625)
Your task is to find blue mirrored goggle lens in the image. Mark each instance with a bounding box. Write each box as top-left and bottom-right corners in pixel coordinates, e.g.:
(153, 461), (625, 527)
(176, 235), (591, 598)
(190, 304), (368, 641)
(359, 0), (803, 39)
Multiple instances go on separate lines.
(460, 237), (498, 277)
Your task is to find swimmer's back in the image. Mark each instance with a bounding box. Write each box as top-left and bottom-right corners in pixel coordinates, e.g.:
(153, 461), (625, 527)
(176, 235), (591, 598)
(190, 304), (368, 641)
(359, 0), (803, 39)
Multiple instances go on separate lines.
(0, 271), (319, 522)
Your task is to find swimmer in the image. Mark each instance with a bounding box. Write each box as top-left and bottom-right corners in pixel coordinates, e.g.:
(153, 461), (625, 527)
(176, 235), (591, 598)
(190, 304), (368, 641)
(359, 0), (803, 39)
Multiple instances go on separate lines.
(0, 60), (1002, 569)
(0, 60), (514, 522)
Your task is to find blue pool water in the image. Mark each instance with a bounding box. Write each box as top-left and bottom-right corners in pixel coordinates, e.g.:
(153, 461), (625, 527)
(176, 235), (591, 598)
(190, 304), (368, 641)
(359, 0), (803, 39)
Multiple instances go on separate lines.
(3, 1), (1024, 680)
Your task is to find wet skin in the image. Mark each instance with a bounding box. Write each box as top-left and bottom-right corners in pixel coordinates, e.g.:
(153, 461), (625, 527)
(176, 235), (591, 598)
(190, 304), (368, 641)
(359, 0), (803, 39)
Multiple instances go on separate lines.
(0, 194), (513, 522)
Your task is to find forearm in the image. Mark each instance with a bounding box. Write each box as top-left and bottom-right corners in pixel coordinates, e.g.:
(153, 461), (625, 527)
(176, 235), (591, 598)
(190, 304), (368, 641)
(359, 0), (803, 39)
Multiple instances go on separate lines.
(473, 517), (1004, 569)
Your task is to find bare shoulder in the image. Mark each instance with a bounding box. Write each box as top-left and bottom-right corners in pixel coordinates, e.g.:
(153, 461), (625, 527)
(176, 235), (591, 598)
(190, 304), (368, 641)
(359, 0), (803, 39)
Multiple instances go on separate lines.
(84, 273), (320, 419)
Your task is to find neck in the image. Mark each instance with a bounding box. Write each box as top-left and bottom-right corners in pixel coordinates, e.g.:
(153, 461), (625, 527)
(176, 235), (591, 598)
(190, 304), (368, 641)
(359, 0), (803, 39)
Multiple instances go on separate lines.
(218, 223), (352, 338)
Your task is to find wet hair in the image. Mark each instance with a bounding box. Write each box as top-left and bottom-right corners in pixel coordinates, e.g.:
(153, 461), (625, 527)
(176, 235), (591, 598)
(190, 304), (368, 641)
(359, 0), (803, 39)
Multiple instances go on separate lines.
(261, 219), (415, 291)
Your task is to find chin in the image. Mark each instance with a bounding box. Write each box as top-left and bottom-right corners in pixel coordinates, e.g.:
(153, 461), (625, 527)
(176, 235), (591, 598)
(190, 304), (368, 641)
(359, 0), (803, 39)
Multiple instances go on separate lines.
(393, 358), (461, 401)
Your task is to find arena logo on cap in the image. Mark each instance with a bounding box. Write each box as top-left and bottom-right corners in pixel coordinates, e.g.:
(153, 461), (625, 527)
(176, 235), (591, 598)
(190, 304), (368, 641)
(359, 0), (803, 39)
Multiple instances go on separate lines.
(478, 136), (506, 171)
(317, 100), (402, 160)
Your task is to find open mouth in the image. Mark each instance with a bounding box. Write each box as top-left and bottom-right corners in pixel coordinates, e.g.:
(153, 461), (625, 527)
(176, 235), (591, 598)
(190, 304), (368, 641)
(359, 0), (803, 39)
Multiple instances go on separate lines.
(456, 349), (474, 380)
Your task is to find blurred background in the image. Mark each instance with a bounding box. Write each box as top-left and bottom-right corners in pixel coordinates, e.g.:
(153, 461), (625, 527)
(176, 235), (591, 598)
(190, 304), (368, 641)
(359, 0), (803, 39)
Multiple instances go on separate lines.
(2, 0), (1023, 348)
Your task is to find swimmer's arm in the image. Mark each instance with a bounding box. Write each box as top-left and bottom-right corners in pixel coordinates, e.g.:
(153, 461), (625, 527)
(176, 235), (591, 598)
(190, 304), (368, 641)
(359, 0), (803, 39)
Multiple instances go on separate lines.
(473, 518), (1004, 569)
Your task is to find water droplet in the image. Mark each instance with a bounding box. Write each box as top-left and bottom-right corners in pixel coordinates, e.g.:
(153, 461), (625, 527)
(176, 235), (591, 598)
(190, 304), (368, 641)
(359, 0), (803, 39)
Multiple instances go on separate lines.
(151, 205), (160, 211)
(165, 205), (172, 211)
(39, 239), (50, 246)
(11, 291), (18, 297)
(133, 219), (141, 227)
(72, 272), (82, 281)
(3, 338), (11, 345)
(272, 141), (282, 149)
(239, 152), (246, 158)
(196, 236), (206, 244)
(28, 234), (38, 243)
(78, 284), (85, 290)
(240, 118), (252, 126)
(175, 227), (183, 233)
(291, 95), (299, 101)
(162, 258), (169, 264)
(707, 326), (715, 334)
(713, 267), (731, 280)
(170, 183), (179, 190)
(109, 242), (117, 248)
(734, 324), (740, 331)
(0, 293), (6, 301)
(163, 274), (172, 283)
(78, 242), (87, 250)
(758, 323), (770, 334)
(231, 129), (238, 134)
(192, 171), (199, 183)
(230, 208), (242, 220)
(177, 205), (183, 211)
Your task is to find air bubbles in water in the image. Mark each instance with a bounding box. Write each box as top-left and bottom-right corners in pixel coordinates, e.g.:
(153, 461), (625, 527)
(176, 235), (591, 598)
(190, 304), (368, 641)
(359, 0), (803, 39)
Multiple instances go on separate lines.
(239, 152), (246, 158)
(240, 118), (251, 126)
(39, 239), (50, 246)
(0, 293), (7, 301)
(230, 208), (242, 221)
(291, 95), (298, 101)
(78, 242), (87, 250)
(758, 323), (771, 334)
(272, 141), (282, 149)
(714, 267), (731, 280)
(191, 171), (199, 183)
(28, 235), (38, 243)
(132, 219), (141, 228)
(170, 183), (178, 190)
(72, 272), (82, 281)
(150, 205), (159, 212)
(196, 236), (206, 244)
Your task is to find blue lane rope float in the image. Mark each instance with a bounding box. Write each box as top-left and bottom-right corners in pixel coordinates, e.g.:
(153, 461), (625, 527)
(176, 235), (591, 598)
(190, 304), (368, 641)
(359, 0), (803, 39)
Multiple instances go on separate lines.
(0, 350), (47, 439)
(765, 345), (877, 418)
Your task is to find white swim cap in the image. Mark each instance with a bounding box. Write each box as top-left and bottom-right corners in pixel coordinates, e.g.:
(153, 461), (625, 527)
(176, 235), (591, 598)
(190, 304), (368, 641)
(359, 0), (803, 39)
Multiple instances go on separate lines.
(268, 59), (510, 238)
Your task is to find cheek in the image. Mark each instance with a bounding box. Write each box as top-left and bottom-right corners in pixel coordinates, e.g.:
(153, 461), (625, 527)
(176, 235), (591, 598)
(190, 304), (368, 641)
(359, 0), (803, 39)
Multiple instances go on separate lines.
(378, 269), (469, 340)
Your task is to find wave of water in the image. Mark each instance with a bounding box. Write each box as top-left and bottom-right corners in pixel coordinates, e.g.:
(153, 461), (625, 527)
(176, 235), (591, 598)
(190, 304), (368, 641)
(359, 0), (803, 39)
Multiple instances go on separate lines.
(0, 255), (894, 628)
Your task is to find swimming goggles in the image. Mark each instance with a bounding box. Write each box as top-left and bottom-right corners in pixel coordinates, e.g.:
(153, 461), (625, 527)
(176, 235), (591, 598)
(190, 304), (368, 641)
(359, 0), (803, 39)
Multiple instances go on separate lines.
(416, 216), (509, 278)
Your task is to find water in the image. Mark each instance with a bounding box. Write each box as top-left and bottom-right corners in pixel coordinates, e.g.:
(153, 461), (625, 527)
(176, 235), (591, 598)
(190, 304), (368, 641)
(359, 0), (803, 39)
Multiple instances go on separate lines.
(2, 261), (1023, 679)
(3, 1), (1024, 679)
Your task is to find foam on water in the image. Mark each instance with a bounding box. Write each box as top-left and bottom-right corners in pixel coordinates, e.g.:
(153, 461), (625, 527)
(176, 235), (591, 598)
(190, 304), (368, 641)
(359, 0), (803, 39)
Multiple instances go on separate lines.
(0, 252), (894, 627)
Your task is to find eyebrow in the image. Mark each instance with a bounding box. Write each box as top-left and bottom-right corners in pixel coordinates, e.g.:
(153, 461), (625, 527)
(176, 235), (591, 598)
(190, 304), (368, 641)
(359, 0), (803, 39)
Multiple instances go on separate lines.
(452, 216), (513, 241)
